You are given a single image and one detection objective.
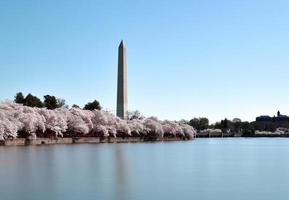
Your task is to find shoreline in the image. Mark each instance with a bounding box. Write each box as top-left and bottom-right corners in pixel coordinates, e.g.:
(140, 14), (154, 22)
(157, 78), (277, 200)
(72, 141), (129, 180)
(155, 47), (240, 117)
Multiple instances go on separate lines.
(196, 133), (289, 138)
(2, 135), (289, 146)
(0, 136), (191, 146)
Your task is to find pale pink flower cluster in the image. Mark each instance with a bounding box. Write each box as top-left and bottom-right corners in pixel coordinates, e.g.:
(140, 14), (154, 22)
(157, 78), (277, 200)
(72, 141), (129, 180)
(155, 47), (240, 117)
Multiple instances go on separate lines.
(0, 102), (196, 140)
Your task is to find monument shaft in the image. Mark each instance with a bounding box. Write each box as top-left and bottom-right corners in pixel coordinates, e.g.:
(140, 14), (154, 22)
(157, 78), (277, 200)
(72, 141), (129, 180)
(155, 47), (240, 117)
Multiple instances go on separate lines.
(117, 41), (128, 120)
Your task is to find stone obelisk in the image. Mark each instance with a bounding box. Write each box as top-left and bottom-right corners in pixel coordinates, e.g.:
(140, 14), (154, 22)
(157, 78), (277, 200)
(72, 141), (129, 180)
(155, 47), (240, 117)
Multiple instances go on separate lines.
(117, 40), (128, 120)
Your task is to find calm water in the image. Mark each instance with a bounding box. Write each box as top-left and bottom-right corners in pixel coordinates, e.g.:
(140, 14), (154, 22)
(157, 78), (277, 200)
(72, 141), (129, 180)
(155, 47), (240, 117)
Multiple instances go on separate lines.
(0, 138), (289, 200)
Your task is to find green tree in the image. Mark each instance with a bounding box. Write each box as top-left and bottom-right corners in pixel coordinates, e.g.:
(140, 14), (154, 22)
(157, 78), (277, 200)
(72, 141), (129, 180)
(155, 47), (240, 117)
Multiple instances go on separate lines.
(44, 95), (58, 109)
(220, 118), (230, 133)
(189, 118), (200, 130)
(189, 117), (209, 130)
(15, 92), (25, 104)
(199, 118), (209, 130)
(72, 104), (80, 108)
(241, 122), (254, 136)
(214, 122), (222, 129)
(221, 118), (228, 129)
(84, 100), (101, 111)
(24, 94), (44, 108)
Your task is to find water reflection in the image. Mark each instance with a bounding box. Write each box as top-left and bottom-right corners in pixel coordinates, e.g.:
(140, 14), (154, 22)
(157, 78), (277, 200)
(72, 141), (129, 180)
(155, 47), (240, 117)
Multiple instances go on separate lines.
(1, 139), (289, 200)
(114, 145), (129, 200)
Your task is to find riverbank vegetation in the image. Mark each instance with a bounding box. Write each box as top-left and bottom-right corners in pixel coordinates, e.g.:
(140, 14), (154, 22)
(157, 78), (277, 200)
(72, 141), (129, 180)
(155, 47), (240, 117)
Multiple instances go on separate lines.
(0, 100), (196, 141)
(188, 117), (289, 137)
(2, 92), (288, 141)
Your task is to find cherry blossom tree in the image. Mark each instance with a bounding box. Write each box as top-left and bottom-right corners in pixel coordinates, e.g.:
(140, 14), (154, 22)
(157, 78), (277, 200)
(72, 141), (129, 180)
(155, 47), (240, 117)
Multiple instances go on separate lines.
(0, 101), (196, 141)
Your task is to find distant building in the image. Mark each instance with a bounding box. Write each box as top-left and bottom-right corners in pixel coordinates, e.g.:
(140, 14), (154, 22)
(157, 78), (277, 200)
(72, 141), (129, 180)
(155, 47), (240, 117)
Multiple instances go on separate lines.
(256, 111), (289, 123)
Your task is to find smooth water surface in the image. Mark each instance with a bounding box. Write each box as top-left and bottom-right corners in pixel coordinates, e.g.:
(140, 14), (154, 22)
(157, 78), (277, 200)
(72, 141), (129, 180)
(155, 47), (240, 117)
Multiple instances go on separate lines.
(1, 138), (289, 200)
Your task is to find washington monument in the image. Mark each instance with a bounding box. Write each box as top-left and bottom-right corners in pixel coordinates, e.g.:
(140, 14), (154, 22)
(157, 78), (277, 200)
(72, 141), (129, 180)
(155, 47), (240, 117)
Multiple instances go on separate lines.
(116, 40), (128, 120)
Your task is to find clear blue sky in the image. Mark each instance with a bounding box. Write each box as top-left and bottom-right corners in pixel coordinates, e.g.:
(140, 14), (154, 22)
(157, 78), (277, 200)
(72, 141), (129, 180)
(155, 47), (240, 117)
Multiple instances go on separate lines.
(1, 0), (289, 123)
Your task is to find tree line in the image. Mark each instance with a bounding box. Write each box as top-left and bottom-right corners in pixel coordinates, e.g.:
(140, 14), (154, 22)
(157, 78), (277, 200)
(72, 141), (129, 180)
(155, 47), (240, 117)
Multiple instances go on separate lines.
(14, 92), (289, 134)
(188, 117), (289, 135)
(14, 92), (101, 111)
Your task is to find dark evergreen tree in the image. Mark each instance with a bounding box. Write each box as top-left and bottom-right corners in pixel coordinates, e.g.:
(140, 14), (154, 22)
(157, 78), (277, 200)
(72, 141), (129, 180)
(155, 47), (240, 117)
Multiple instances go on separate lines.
(84, 100), (101, 111)
(44, 95), (58, 109)
(199, 118), (209, 130)
(189, 118), (200, 130)
(14, 92), (25, 104)
(24, 94), (44, 108)
(189, 117), (209, 130)
(72, 104), (80, 108)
